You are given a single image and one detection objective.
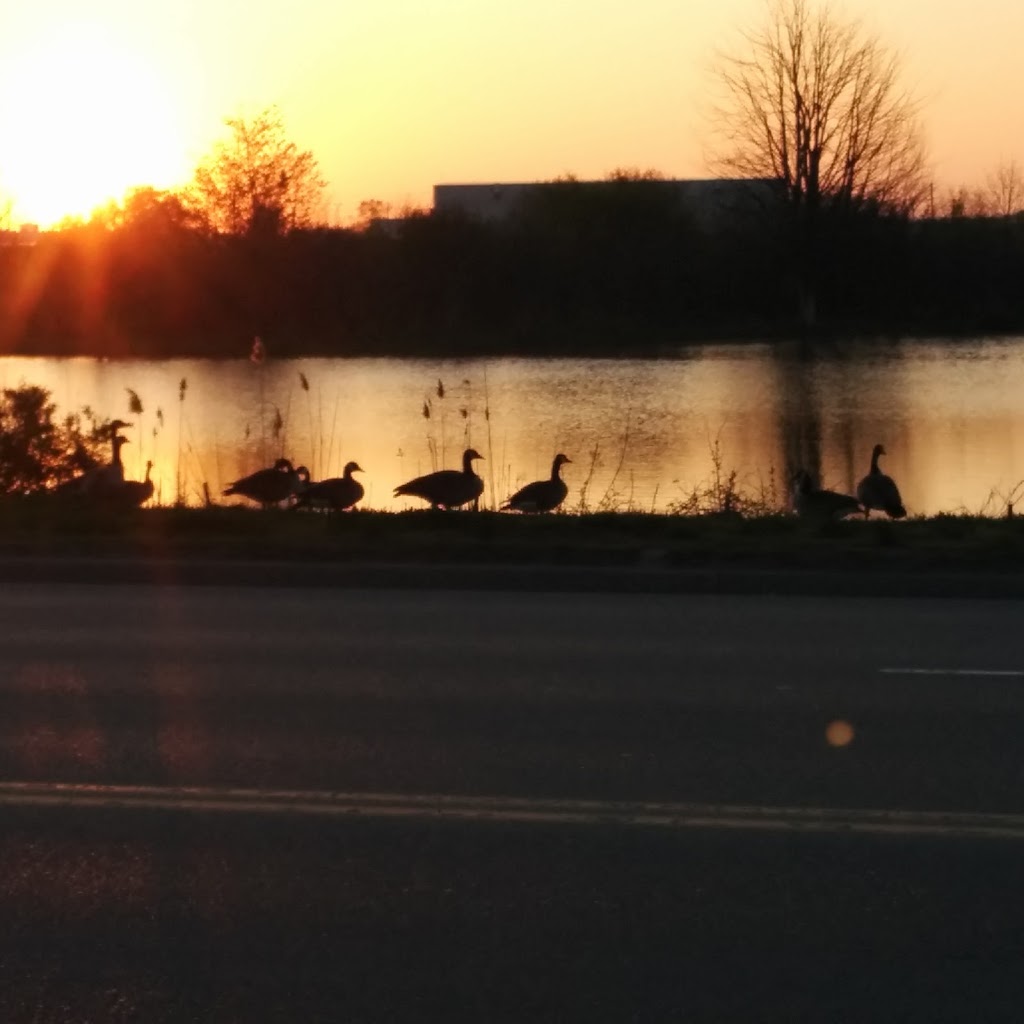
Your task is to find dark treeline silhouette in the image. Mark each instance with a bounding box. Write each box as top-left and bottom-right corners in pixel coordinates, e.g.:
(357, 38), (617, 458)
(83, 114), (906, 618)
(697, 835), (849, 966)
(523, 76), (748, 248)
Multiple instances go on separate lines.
(2, 183), (1023, 358)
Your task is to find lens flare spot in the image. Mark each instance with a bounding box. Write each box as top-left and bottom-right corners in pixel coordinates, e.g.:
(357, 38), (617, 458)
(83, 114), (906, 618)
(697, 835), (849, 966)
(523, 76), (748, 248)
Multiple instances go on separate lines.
(826, 719), (855, 747)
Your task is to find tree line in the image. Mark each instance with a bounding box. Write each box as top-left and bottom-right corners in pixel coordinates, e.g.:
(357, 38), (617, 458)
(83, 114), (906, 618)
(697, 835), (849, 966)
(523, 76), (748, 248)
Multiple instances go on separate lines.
(1, 194), (1021, 359)
(1, 0), (1022, 358)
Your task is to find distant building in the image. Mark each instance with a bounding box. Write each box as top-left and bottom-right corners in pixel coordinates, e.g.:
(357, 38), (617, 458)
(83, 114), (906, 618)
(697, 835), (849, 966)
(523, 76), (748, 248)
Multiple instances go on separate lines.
(432, 178), (781, 230)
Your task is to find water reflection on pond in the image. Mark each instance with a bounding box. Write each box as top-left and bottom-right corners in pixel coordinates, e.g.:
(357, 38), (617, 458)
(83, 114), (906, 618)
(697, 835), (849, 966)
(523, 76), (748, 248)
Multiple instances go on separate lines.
(2, 337), (1022, 516)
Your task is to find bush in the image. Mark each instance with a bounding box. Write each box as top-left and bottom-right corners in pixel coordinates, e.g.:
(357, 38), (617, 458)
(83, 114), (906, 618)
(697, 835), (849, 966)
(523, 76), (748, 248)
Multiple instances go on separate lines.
(0, 385), (107, 495)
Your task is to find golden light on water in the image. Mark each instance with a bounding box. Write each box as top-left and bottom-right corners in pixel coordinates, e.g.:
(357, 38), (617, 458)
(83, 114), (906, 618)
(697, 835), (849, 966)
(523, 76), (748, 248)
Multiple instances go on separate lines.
(1, 341), (1023, 515)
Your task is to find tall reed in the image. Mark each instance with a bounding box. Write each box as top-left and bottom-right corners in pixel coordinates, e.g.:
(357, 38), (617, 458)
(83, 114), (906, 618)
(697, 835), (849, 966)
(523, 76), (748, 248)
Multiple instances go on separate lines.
(251, 335), (267, 465)
(482, 366), (496, 509)
(176, 377), (188, 505)
(126, 387), (144, 473)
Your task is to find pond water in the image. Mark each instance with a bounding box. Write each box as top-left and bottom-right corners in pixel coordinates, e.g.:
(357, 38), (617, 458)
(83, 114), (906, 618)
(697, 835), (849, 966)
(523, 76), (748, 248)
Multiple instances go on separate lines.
(2, 337), (1023, 515)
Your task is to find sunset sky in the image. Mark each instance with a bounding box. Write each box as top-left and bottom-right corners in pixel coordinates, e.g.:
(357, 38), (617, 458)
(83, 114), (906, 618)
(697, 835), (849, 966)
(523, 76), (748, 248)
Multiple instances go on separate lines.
(0, 0), (1022, 227)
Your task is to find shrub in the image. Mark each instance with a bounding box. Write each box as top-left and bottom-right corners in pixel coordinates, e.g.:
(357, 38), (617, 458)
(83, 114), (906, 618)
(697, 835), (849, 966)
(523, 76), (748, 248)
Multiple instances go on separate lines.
(0, 385), (107, 495)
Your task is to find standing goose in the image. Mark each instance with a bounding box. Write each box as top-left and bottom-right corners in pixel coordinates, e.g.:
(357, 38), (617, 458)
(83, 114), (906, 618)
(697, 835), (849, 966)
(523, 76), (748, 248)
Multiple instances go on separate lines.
(94, 434), (130, 490)
(502, 453), (572, 513)
(394, 448), (484, 510)
(296, 461), (365, 512)
(223, 457), (303, 507)
(791, 469), (861, 521)
(62, 432), (131, 497)
(109, 461), (154, 508)
(856, 444), (907, 519)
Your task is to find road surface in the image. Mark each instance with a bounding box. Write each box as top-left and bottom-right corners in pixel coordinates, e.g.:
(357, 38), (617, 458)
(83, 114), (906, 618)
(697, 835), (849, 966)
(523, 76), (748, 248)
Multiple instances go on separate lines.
(0, 578), (1022, 1021)
(1, 581), (1023, 812)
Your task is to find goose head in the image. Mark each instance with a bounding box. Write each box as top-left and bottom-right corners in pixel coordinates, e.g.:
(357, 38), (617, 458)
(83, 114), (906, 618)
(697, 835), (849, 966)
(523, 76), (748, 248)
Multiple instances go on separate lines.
(552, 453), (572, 477)
(273, 458), (295, 472)
(462, 448), (484, 470)
(294, 465), (311, 484)
(343, 461), (364, 477)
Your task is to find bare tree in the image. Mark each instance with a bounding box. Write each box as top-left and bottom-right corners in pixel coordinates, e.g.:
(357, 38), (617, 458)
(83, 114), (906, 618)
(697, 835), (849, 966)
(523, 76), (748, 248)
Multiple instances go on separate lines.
(709, 0), (927, 216)
(708, 0), (927, 325)
(945, 185), (990, 218)
(187, 107), (327, 236)
(986, 159), (1024, 217)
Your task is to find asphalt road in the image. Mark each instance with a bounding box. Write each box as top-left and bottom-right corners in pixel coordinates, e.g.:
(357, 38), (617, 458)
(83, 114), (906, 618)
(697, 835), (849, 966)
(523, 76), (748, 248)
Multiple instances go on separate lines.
(1, 579), (1023, 1021)
(1, 581), (1023, 812)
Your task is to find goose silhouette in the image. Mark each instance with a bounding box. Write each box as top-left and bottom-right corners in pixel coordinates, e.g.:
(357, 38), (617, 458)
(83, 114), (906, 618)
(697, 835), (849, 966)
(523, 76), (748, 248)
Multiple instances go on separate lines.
(223, 458), (304, 507)
(296, 461), (365, 512)
(394, 448), (484, 509)
(502, 454), (572, 512)
(791, 469), (861, 520)
(856, 444), (906, 519)
(57, 430), (131, 497)
(116, 460), (155, 508)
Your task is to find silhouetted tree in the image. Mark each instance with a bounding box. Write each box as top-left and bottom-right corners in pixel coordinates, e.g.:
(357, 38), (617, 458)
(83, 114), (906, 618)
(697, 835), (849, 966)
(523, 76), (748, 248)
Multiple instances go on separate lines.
(186, 107), (327, 236)
(355, 199), (393, 230)
(986, 160), (1024, 217)
(0, 386), (106, 495)
(946, 185), (989, 219)
(709, 0), (927, 325)
(121, 187), (205, 233)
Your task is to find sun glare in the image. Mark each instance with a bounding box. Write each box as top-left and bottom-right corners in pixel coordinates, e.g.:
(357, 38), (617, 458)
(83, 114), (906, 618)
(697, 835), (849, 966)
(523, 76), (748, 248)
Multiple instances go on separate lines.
(0, 24), (189, 227)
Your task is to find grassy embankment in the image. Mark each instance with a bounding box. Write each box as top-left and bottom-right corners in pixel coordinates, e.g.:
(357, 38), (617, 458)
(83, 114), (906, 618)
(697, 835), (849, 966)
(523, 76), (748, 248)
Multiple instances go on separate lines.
(1, 498), (1023, 573)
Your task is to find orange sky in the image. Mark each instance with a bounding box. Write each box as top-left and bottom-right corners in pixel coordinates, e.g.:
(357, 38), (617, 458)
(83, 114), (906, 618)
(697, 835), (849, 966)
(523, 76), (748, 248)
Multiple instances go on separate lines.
(1, 0), (1022, 227)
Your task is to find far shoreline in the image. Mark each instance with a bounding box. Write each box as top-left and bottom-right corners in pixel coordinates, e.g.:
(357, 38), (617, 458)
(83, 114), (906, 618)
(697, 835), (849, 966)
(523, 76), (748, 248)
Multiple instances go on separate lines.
(2, 321), (1023, 363)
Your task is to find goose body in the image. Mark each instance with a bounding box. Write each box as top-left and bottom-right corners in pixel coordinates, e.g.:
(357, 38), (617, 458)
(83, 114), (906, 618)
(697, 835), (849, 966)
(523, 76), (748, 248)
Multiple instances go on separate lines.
(394, 448), (484, 509)
(223, 458), (303, 507)
(297, 461), (365, 512)
(502, 453), (572, 512)
(90, 434), (130, 492)
(108, 461), (154, 509)
(856, 444), (906, 519)
(792, 470), (861, 520)
(93, 420), (133, 489)
(57, 431), (131, 497)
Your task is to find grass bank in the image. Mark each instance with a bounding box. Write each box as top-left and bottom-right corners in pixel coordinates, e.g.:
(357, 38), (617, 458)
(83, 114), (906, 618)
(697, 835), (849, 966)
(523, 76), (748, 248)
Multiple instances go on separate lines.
(1, 501), (1023, 574)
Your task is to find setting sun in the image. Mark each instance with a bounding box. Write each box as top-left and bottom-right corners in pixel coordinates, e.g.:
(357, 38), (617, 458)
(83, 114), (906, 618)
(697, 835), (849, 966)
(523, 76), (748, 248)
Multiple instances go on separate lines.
(0, 22), (189, 227)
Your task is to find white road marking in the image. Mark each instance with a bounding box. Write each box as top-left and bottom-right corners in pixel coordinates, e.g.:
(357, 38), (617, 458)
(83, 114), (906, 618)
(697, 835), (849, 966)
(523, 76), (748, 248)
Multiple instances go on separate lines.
(2, 782), (1024, 840)
(880, 668), (1024, 678)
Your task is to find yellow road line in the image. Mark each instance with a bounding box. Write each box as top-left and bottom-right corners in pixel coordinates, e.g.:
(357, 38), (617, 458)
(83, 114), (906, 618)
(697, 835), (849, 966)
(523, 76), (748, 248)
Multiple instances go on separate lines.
(2, 782), (1023, 839)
